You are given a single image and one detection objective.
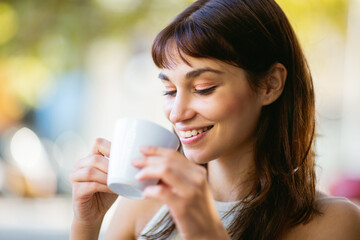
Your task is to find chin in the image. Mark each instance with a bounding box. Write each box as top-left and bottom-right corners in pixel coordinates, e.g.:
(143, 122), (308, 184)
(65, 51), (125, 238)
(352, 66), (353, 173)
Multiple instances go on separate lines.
(183, 148), (214, 164)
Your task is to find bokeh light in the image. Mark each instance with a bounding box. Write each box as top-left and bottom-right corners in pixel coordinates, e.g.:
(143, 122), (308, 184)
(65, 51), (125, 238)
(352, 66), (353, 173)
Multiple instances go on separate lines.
(9, 128), (57, 196)
(5, 56), (53, 108)
(10, 128), (43, 175)
(0, 2), (18, 45)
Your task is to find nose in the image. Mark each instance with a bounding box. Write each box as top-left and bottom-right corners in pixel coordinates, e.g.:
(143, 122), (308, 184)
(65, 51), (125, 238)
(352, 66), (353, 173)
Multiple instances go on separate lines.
(168, 93), (196, 123)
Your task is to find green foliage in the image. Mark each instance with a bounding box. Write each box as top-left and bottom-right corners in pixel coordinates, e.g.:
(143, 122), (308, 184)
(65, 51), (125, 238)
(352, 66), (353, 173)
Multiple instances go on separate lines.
(0, 0), (189, 69)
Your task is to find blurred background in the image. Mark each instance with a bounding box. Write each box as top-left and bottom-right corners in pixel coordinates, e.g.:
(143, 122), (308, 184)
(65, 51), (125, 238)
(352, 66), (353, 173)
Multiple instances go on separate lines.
(0, 0), (359, 239)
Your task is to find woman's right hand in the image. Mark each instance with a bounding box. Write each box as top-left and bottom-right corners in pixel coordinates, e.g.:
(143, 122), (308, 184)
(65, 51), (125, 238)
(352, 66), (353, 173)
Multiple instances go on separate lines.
(69, 138), (118, 226)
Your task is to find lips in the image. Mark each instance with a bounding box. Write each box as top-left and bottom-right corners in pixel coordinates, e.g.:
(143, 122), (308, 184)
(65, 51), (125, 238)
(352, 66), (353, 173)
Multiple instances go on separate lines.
(178, 126), (213, 138)
(176, 125), (213, 145)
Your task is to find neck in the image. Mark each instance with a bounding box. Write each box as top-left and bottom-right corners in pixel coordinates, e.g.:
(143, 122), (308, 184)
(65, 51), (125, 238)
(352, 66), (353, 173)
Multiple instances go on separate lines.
(207, 147), (256, 202)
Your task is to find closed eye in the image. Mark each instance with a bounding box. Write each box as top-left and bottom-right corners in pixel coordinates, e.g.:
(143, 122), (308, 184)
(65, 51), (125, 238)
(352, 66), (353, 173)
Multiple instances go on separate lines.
(194, 86), (217, 95)
(163, 90), (177, 96)
(163, 86), (217, 96)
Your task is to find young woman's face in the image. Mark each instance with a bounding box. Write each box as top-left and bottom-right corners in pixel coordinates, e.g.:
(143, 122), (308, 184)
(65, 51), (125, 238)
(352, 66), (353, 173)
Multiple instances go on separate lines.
(160, 56), (263, 163)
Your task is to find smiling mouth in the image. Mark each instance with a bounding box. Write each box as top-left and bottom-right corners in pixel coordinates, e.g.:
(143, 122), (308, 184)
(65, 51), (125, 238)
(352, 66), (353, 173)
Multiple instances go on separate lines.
(178, 126), (214, 138)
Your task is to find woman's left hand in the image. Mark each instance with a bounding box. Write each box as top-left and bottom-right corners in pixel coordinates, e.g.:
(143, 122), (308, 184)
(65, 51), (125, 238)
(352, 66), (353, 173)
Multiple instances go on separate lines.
(132, 146), (231, 240)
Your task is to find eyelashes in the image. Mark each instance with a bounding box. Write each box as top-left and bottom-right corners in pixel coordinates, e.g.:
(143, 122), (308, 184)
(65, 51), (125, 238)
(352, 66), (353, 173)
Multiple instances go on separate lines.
(163, 86), (217, 96)
(195, 86), (217, 95)
(163, 90), (176, 96)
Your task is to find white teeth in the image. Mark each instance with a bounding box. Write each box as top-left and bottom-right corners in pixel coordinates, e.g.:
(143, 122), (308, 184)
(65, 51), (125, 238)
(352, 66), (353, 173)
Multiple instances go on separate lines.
(179, 127), (211, 138)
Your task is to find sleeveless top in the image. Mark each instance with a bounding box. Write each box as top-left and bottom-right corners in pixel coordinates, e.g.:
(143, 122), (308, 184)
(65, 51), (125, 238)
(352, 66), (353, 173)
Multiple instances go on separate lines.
(138, 200), (242, 240)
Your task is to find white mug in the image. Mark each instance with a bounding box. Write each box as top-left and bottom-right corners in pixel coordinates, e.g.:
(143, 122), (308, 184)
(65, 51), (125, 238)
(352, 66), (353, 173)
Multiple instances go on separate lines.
(107, 118), (179, 199)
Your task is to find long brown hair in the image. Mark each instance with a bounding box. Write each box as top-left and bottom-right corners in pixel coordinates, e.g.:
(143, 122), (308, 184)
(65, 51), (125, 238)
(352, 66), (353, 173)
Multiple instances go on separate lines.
(143, 0), (318, 239)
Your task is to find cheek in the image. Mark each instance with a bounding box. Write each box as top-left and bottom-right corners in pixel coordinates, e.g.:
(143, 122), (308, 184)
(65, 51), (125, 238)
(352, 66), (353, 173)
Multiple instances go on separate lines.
(163, 99), (173, 119)
(196, 92), (253, 121)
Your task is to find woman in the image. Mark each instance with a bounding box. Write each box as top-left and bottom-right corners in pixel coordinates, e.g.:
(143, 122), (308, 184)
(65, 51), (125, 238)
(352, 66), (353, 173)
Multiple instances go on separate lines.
(70, 0), (360, 239)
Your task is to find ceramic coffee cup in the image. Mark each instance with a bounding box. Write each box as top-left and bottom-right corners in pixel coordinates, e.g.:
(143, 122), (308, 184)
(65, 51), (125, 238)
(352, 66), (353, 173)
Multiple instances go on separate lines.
(107, 118), (179, 199)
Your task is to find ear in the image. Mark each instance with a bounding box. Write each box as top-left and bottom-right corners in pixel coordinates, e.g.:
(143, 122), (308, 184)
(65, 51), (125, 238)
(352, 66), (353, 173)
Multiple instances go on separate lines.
(260, 63), (287, 106)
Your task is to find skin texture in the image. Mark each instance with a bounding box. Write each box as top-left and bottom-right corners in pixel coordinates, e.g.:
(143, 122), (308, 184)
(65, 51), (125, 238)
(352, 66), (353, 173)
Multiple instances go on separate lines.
(160, 58), (262, 165)
(69, 138), (118, 240)
(69, 56), (360, 240)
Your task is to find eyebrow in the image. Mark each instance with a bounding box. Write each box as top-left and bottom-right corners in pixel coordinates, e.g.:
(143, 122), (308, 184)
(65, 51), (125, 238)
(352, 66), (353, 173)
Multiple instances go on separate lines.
(158, 67), (224, 81)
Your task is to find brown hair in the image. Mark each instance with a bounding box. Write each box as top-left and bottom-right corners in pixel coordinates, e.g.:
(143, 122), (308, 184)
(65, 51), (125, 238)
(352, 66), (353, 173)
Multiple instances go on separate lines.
(143, 0), (318, 239)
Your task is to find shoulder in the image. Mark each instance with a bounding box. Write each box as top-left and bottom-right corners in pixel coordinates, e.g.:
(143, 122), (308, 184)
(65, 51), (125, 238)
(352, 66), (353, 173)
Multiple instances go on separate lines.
(283, 192), (360, 240)
(103, 197), (163, 240)
(313, 194), (360, 239)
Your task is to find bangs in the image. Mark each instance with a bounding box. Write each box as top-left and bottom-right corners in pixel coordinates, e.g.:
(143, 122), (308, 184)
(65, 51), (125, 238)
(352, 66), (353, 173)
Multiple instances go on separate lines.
(152, 16), (237, 69)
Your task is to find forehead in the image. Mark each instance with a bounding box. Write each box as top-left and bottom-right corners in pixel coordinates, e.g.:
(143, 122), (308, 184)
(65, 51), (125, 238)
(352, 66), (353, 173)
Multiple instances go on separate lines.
(160, 54), (243, 80)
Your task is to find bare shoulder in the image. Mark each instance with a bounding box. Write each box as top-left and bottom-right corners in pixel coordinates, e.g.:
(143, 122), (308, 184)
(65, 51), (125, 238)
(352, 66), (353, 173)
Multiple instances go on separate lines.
(283, 193), (360, 240)
(284, 192), (360, 240)
(103, 197), (163, 240)
(314, 194), (360, 238)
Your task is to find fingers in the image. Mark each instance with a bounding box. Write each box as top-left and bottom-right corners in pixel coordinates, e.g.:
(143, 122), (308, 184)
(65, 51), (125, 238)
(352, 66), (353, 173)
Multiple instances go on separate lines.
(133, 151), (206, 187)
(142, 184), (178, 203)
(72, 182), (113, 198)
(135, 161), (190, 196)
(70, 158), (113, 197)
(139, 146), (178, 158)
(134, 155), (198, 183)
(70, 139), (112, 193)
(70, 166), (108, 184)
(133, 149), (208, 199)
(92, 138), (111, 157)
(74, 154), (109, 174)
(73, 138), (110, 178)
(138, 146), (204, 175)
